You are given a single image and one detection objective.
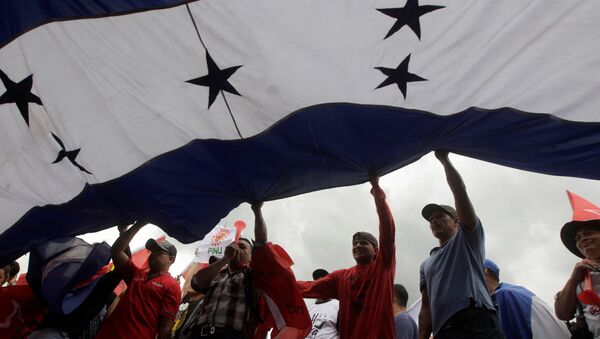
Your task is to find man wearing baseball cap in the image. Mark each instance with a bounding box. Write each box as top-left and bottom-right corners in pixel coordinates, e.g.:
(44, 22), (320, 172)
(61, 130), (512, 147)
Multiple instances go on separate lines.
(299, 174), (396, 339)
(483, 259), (569, 339)
(96, 221), (181, 339)
(418, 151), (503, 339)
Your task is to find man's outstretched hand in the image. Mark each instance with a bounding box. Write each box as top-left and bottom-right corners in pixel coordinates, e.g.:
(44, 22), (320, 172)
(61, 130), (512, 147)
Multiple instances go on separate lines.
(434, 150), (450, 163)
(369, 172), (379, 187)
(251, 201), (263, 212)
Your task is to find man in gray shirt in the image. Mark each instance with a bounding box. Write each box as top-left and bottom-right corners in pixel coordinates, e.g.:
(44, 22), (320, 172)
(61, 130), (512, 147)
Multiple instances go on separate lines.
(418, 151), (504, 339)
(393, 284), (417, 339)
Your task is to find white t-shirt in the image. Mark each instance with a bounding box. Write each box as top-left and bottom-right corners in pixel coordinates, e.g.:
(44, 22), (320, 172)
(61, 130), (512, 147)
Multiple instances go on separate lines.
(306, 299), (340, 339)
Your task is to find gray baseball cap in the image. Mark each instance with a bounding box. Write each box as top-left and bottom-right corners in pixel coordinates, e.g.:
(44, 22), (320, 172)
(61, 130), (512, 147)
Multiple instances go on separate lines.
(421, 203), (458, 221)
(145, 238), (177, 257)
(352, 231), (378, 248)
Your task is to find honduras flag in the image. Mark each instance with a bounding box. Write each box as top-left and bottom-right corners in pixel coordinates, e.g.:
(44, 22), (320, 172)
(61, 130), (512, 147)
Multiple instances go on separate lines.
(493, 283), (570, 339)
(1, 0), (599, 262)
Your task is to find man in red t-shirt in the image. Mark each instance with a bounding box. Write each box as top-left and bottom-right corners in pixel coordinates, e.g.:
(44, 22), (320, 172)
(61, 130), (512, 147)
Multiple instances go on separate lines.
(298, 175), (396, 339)
(96, 222), (181, 339)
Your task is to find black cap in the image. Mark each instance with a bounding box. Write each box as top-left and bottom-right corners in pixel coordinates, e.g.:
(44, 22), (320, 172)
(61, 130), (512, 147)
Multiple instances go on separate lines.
(145, 238), (177, 257)
(312, 269), (329, 280)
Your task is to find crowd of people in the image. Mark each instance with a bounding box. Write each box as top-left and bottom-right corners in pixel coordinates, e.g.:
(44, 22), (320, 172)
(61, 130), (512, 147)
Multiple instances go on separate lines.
(2, 150), (600, 339)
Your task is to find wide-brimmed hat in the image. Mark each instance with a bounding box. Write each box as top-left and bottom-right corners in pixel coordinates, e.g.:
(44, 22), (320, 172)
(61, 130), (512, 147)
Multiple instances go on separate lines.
(561, 220), (600, 258)
(560, 191), (600, 258)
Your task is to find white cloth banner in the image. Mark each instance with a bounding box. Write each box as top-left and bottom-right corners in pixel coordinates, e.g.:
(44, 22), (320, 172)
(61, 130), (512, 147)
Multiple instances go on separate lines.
(192, 220), (246, 263)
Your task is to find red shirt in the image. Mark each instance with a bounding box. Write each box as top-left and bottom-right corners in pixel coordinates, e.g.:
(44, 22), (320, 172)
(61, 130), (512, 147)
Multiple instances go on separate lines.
(0, 285), (46, 338)
(96, 260), (181, 339)
(298, 185), (396, 339)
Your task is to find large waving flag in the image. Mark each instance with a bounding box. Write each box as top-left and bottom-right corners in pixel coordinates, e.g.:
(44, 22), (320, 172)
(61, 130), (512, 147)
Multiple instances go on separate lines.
(1, 0), (599, 262)
(493, 283), (570, 339)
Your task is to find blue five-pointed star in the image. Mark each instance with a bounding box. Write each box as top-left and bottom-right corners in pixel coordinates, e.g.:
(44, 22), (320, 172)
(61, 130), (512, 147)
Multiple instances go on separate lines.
(0, 69), (43, 126)
(375, 54), (426, 99)
(187, 52), (242, 109)
(377, 0), (444, 40)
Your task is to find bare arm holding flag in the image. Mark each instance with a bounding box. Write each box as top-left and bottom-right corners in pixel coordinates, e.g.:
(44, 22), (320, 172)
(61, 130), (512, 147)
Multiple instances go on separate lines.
(252, 202), (267, 247)
(111, 220), (147, 270)
(436, 150), (477, 230)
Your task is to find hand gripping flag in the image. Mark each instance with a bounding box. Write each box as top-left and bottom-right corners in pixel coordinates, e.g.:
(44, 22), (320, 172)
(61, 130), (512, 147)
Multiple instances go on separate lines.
(1, 0), (600, 262)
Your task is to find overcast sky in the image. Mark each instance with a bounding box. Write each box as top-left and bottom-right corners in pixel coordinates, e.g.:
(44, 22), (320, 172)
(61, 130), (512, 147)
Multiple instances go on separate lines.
(17, 152), (599, 309)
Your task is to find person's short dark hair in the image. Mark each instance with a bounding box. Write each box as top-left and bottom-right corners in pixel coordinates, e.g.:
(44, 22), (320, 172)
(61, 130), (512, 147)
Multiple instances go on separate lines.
(8, 261), (19, 279)
(208, 255), (219, 265)
(312, 269), (329, 280)
(393, 284), (409, 308)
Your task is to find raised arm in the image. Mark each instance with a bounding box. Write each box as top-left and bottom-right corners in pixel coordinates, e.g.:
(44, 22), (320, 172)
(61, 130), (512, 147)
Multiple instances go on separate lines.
(111, 221), (146, 269)
(117, 223), (133, 259)
(418, 286), (433, 339)
(369, 174), (395, 266)
(435, 150), (477, 230)
(252, 202), (267, 247)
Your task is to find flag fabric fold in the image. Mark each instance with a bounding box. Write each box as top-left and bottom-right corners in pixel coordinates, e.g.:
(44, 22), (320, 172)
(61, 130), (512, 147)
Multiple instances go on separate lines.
(26, 237), (111, 315)
(251, 243), (311, 338)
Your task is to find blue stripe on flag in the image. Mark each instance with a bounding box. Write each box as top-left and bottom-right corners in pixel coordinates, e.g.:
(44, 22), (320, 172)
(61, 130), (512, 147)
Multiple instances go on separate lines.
(0, 0), (191, 47)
